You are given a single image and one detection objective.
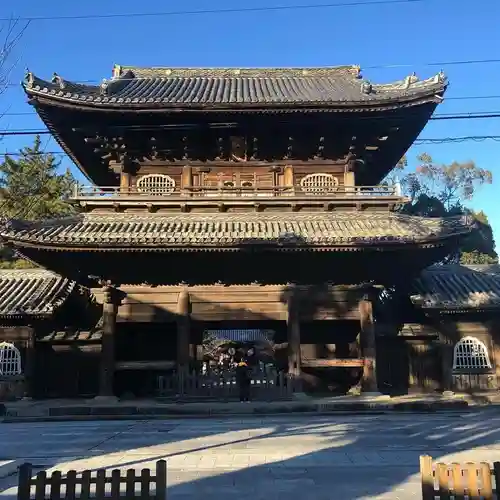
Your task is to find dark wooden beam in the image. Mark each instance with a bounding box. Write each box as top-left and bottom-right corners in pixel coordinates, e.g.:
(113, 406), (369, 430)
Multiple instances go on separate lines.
(359, 291), (381, 394)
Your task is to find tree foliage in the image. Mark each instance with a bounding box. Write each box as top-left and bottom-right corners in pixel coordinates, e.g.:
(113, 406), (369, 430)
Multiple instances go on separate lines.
(0, 136), (76, 268)
(393, 153), (496, 264)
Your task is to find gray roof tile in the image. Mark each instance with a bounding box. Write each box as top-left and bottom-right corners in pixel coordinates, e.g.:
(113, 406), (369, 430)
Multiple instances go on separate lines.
(0, 268), (75, 317)
(39, 329), (102, 342)
(411, 264), (500, 310)
(23, 65), (447, 109)
(1, 212), (472, 249)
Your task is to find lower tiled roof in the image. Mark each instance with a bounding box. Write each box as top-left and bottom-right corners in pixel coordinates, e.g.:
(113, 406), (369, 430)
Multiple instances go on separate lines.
(0, 212), (472, 250)
(39, 330), (102, 342)
(411, 264), (500, 310)
(0, 268), (75, 317)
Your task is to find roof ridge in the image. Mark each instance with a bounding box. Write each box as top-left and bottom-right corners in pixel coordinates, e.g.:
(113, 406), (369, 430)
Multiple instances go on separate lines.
(113, 64), (362, 79)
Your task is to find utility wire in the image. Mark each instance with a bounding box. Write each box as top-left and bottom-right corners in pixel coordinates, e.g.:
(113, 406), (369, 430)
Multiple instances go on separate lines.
(0, 0), (430, 23)
(1, 110), (500, 136)
(1, 135), (500, 158)
(6, 58), (500, 89)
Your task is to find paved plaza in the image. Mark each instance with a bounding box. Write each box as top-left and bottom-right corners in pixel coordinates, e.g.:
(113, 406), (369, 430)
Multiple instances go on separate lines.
(1, 411), (500, 499)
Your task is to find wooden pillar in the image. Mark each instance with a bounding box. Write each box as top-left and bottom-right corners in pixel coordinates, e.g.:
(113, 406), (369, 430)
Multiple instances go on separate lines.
(23, 328), (36, 399)
(176, 288), (191, 376)
(96, 285), (123, 399)
(120, 171), (131, 193)
(284, 165), (294, 194)
(359, 292), (381, 395)
(441, 341), (454, 394)
(344, 171), (355, 193)
(286, 287), (301, 387)
(181, 165), (192, 195)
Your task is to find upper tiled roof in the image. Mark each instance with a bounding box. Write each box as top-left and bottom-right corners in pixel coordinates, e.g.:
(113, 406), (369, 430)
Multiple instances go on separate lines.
(0, 212), (472, 251)
(22, 65), (447, 110)
(411, 264), (500, 310)
(0, 268), (75, 318)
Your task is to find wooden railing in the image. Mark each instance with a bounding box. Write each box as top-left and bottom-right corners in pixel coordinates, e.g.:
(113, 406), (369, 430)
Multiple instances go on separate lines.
(157, 369), (297, 400)
(420, 455), (498, 499)
(17, 461), (167, 500)
(73, 184), (401, 199)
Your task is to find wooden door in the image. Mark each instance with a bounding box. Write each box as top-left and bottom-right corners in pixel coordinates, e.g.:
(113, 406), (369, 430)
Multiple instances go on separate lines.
(376, 336), (409, 395)
(407, 339), (442, 393)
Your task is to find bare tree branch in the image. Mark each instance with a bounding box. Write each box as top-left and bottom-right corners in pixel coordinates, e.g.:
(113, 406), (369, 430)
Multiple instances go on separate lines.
(0, 17), (29, 124)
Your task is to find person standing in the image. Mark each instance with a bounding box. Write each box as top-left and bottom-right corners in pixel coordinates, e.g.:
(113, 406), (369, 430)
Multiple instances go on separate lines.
(236, 360), (251, 402)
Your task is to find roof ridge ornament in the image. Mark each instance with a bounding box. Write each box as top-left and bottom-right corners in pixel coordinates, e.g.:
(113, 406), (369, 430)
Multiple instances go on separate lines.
(51, 72), (66, 90)
(361, 80), (372, 94)
(112, 64), (122, 79)
(404, 72), (419, 89)
(435, 70), (447, 84)
(100, 78), (109, 96)
(23, 68), (34, 88)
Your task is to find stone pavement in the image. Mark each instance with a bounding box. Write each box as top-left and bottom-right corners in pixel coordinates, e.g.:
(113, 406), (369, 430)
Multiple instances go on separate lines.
(2, 410), (500, 499)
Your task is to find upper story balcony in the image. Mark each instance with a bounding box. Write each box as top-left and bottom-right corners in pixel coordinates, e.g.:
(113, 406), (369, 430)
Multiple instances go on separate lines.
(71, 181), (407, 213)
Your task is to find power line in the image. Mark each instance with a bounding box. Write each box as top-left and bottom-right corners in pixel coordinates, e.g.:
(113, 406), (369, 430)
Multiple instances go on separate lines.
(0, 130), (51, 136)
(0, 0), (428, 23)
(414, 135), (500, 144)
(446, 95), (500, 101)
(1, 110), (500, 136)
(6, 59), (500, 89)
(431, 111), (500, 120)
(1, 135), (500, 158)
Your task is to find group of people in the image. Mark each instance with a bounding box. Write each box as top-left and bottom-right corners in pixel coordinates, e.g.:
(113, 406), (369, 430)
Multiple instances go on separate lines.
(206, 345), (257, 402)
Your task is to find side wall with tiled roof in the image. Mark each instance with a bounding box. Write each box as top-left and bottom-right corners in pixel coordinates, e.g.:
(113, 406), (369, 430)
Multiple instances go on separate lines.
(0, 269), (101, 400)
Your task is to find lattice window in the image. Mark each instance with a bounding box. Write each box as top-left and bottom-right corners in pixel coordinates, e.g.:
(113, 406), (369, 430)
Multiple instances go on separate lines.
(0, 342), (22, 376)
(453, 336), (492, 370)
(204, 329), (275, 343)
(300, 173), (339, 194)
(136, 174), (176, 195)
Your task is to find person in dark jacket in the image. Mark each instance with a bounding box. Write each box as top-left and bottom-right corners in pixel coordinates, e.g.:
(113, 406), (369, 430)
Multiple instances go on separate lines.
(236, 360), (252, 402)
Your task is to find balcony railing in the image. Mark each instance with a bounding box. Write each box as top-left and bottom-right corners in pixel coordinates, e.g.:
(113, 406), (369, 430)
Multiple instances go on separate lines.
(73, 184), (403, 199)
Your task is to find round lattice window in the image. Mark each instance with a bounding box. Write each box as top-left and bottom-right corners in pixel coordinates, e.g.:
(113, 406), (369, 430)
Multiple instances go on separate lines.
(453, 336), (492, 370)
(136, 174), (176, 195)
(0, 342), (22, 376)
(300, 173), (339, 194)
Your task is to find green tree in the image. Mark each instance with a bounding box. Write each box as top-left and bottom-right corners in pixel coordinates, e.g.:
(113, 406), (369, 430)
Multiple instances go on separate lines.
(0, 136), (76, 268)
(394, 153), (496, 264)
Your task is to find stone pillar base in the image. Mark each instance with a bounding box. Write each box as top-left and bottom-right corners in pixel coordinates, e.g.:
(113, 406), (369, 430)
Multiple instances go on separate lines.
(359, 392), (389, 399)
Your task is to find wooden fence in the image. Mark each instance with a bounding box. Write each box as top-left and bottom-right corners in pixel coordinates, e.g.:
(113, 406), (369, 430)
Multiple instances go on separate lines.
(420, 455), (499, 499)
(157, 369), (296, 400)
(17, 460), (167, 500)
(452, 373), (497, 393)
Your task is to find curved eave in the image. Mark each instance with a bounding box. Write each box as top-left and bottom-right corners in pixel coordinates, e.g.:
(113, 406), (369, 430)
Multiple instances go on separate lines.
(0, 234), (470, 253)
(0, 312), (53, 320)
(31, 102), (118, 186)
(421, 306), (500, 315)
(23, 82), (447, 113)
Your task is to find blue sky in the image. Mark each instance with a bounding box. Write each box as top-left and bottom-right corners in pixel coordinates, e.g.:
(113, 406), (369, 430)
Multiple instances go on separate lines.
(1, 0), (499, 242)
